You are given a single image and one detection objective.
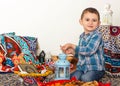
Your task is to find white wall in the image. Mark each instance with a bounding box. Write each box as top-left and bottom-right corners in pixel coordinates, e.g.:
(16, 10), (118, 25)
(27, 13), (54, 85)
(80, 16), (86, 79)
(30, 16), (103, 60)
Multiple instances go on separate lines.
(0, 0), (120, 53)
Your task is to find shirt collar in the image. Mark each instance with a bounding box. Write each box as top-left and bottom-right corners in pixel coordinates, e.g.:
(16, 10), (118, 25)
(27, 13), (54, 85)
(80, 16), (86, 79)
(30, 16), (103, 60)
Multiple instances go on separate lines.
(80, 27), (99, 38)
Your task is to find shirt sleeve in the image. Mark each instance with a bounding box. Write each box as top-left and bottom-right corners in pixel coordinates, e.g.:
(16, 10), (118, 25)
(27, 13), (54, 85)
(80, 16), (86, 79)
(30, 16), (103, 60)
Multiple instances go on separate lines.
(78, 33), (103, 56)
(74, 46), (79, 58)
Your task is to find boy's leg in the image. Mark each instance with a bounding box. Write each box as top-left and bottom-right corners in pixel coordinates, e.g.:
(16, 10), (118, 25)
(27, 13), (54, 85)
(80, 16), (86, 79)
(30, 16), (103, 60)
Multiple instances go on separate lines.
(70, 70), (84, 80)
(81, 70), (105, 82)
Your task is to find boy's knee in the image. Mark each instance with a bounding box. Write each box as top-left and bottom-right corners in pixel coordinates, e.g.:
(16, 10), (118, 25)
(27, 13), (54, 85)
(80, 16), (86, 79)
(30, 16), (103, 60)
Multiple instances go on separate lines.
(70, 70), (83, 80)
(81, 76), (92, 82)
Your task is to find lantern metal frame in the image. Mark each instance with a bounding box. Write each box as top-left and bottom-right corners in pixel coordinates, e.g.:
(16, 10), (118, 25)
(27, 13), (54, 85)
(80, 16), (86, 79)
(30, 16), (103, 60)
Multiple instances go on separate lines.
(54, 53), (70, 80)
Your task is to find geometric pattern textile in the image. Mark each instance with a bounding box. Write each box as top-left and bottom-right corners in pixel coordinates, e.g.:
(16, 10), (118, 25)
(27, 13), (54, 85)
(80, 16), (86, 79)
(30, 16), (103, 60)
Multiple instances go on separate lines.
(98, 25), (120, 77)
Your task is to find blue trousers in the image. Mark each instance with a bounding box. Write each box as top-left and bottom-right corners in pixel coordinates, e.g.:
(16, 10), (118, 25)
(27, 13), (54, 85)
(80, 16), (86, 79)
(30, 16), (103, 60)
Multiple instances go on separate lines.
(70, 70), (105, 82)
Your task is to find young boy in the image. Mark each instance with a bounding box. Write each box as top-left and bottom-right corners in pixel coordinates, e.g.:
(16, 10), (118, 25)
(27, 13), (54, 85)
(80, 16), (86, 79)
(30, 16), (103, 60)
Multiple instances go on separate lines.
(61, 7), (105, 82)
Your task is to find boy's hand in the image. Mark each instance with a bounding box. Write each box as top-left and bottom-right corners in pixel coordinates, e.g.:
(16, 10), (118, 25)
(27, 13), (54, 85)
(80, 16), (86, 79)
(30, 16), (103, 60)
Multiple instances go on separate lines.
(60, 43), (76, 55)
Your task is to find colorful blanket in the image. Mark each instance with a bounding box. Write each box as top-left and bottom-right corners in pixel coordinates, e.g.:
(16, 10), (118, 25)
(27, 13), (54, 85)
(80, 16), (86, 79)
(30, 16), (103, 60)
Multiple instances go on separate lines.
(99, 25), (120, 76)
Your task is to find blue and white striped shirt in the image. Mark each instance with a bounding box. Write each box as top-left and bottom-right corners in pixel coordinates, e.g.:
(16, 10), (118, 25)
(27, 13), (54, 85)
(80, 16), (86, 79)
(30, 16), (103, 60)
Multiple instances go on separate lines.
(75, 28), (105, 73)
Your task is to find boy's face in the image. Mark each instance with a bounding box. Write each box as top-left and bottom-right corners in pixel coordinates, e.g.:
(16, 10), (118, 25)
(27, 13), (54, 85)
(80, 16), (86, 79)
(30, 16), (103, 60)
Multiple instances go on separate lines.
(80, 12), (100, 34)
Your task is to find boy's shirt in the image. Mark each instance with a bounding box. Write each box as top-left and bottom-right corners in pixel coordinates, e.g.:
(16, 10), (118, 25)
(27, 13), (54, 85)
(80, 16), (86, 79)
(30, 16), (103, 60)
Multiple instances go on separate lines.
(75, 28), (105, 73)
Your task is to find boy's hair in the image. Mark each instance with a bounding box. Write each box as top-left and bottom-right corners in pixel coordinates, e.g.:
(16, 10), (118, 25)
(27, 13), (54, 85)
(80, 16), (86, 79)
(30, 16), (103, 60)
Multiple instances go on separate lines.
(81, 7), (100, 21)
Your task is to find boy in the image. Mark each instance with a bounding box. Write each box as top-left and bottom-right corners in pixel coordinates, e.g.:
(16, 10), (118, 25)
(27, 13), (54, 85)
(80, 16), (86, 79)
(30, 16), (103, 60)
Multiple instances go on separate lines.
(61, 7), (105, 82)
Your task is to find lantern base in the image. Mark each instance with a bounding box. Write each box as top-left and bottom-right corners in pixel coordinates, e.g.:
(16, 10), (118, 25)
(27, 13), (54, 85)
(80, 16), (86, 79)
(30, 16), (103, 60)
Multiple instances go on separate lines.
(54, 77), (70, 80)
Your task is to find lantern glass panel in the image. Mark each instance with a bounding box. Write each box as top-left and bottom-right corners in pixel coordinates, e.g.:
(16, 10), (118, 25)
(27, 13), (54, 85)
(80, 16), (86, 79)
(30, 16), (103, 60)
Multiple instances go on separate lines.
(66, 67), (69, 77)
(59, 67), (64, 78)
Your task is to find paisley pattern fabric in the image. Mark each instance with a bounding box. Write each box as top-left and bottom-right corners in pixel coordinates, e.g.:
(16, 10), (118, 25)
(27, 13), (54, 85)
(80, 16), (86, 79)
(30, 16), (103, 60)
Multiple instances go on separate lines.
(4, 35), (22, 58)
(0, 33), (40, 71)
(0, 33), (41, 85)
(4, 35), (39, 64)
(98, 25), (120, 76)
(22, 36), (38, 54)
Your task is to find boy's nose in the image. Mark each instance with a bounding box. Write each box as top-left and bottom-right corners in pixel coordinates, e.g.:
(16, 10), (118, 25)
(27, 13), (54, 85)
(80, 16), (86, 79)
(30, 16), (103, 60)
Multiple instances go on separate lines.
(89, 21), (93, 25)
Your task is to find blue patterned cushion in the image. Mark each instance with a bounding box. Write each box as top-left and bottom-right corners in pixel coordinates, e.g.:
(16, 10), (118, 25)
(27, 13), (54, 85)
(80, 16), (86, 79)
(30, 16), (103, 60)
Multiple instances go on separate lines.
(4, 35), (39, 64)
(20, 36), (38, 55)
(0, 32), (40, 71)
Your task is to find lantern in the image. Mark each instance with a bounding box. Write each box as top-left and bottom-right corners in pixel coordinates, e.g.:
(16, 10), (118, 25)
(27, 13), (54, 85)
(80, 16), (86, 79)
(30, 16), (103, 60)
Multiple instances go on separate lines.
(54, 53), (70, 80)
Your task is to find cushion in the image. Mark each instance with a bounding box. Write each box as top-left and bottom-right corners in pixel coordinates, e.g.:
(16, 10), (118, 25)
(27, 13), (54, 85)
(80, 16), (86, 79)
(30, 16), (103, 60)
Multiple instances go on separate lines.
(0, 32), (40, 72)
(3, 34), (39, 64)
(20, 36), (38, 55)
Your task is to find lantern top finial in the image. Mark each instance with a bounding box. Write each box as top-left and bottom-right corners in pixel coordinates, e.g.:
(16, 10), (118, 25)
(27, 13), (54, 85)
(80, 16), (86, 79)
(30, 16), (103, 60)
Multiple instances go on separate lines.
(58, 53), (66, 60)
(55, 53), (70, 66)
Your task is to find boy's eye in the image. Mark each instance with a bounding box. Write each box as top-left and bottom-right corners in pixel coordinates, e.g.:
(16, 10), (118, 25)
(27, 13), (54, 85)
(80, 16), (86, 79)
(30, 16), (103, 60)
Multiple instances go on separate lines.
(85, 18), (98, 22)
(85, 19), (97, 22)
(92, 19), (97, 22)
(85, 18), (89, 21)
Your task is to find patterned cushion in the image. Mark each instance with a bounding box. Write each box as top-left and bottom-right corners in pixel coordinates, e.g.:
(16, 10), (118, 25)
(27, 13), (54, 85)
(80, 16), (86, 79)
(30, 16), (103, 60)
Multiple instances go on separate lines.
(3, 34), (39, 64)
(0, 33), (15, 69)
(0, 32), (40, 72)
(99, 25), (120, 76)
(20, 36), (38, 55)
(0, 32), (15, 52)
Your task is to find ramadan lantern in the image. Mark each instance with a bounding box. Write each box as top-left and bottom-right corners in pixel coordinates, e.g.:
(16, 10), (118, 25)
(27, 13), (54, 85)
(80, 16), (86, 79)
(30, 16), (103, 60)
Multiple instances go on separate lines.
(54, 53), (70, 80)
